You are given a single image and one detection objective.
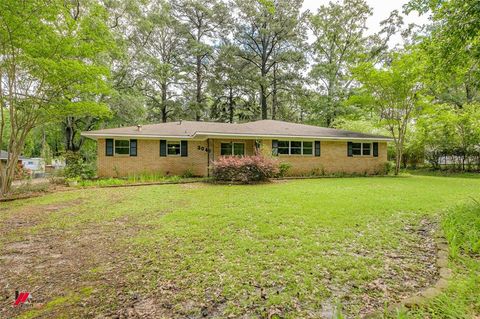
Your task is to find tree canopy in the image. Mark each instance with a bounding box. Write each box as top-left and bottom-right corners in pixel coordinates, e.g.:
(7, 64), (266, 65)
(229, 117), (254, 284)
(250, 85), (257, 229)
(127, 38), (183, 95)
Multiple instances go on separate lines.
(1, 0), (480, 193)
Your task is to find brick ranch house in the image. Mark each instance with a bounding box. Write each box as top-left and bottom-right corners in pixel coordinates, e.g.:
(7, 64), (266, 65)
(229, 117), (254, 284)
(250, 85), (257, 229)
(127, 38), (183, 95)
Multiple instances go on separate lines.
(81, 120), (393, 177)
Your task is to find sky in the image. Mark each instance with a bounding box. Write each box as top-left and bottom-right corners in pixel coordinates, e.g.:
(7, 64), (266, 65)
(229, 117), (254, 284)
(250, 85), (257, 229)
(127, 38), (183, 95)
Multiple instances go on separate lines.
(302, 0), (431, 46)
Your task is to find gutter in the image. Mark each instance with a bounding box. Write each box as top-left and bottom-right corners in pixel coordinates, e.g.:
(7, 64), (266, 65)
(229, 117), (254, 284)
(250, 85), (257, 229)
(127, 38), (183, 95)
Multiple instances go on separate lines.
(81, 131), (394, 142)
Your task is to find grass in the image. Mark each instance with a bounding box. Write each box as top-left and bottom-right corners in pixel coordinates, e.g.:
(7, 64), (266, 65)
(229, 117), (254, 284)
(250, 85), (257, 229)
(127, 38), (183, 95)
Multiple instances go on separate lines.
(75, 172), (197, 187)
(393, 202), (480, 318)
(1, 173), (479, 318)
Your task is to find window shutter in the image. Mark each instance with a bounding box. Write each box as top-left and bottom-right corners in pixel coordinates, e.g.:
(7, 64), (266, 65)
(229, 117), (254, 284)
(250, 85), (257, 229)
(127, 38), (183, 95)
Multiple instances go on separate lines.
(272, 140), (278, 156)
(347, 142), (353, 157)
(181, 140), (188, 157)
(315, 141), (321, 157)
(106, 139), (113, 156)
(130, 139), (137, 156)
(160, 140), (167, 157)
(373, 142), (379, 157)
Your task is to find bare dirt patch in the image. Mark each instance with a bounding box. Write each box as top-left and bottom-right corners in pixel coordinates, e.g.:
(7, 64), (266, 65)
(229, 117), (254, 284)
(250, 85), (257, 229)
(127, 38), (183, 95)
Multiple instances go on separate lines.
(0, 199), (153, 318)
(358, 218), (439, 316)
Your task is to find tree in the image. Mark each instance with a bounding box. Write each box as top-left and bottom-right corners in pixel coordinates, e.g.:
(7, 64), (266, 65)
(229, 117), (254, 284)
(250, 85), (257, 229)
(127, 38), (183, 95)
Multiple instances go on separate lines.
(234, 0), (306, 120)
(308, 0), (402, 126)
(406, 0), (480, 106)
(134, 0), (185, 123)
(0, 0), (111, 196)
(350, 51), (426, 175)
(209, 43), (252, 123)
(173, 0), (230, 121)
(416, 103), (480, 170)
(48, 1), (119, 154)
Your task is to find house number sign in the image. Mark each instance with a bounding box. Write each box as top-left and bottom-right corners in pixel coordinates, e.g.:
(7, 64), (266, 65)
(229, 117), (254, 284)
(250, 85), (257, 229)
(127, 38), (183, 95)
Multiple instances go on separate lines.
(197, 145), (211, 153)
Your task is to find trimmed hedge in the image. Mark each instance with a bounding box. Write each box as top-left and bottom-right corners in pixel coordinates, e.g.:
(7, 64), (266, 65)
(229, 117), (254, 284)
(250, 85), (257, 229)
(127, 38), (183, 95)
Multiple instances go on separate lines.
(212, 155), (279, 183)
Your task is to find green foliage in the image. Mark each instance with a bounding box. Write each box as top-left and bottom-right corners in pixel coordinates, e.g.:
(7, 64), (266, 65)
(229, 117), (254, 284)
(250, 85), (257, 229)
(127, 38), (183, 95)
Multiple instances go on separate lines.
(10, 181), (50, 196)
(63, 152), (95, 180)
(278, 162), (292, 177)
(0, 0), (114, 195)
(307, 0), (401, 126)
(234, 0), (306, 119)
(75, 173), (190, 187)
(396, 202), (480, 318)
(416, 104), (480, 170)
(350, 50), (426, 174)
(443, 202), (480, 257)
(181, 168), (195, 178)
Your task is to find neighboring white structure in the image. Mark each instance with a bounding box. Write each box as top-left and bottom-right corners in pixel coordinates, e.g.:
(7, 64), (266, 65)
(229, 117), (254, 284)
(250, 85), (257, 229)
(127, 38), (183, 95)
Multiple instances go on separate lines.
(21, 157), (45, 175)
(51, 158), (66, 169)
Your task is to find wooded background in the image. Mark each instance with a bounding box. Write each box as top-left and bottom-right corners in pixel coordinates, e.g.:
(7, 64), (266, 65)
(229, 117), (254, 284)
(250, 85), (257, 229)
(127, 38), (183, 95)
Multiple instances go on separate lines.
(1, 0), (479, 193)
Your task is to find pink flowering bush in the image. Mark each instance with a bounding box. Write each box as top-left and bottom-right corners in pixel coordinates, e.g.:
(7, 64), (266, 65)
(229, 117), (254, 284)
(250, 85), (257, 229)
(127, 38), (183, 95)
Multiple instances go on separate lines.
(212, 155), (279, 183)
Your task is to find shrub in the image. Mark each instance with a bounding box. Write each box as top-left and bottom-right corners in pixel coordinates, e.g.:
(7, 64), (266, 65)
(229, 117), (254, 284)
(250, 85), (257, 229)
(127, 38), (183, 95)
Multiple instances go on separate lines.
(11, 181), (50, 195)
(383, 161), (395, 175)
(277, 162), (292, 177)
(182, 168), (195, 178)
(212, 155), (279, 183)
(63, 151), (95, 180)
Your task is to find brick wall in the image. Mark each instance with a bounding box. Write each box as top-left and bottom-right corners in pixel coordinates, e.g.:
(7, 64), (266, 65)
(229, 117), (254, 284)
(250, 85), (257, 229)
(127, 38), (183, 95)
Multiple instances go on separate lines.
(259, 139), (388, 175)
(97, 139), (209, 177)
(96, 138), (388, 177)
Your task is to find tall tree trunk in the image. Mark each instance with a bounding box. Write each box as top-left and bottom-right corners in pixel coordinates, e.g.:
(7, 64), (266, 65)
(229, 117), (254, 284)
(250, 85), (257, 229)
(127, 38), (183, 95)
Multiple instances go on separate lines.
(272, 63), (277, 120)
(260, 56), (268, 119)
(161, 83), (168, 123)
(1, 123), (32, 197)
(65, 117), (77, 152)
(196, 55), (202, 121)
(63, 116), (92, 153)
(395, 144), (402, 175)
(260, 84), (268, 120)
(228, 86), (234, 123)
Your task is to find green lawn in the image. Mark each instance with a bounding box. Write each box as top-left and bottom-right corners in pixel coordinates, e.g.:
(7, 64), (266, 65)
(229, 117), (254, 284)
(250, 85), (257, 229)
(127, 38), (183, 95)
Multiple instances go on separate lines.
(1, 174), (479, 318)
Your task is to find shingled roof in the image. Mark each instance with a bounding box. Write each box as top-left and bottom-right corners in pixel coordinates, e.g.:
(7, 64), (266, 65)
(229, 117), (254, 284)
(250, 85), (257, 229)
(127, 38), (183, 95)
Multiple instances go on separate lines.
(0, 150), (26, 160)
(81, 120), (393, 141)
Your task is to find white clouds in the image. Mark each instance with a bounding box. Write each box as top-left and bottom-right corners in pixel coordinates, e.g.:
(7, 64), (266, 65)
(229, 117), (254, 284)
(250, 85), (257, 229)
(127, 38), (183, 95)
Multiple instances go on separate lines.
(302, 0), (430, 46)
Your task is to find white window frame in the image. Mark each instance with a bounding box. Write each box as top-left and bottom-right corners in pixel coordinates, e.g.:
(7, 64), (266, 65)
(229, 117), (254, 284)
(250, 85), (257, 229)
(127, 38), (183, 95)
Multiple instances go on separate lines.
(278, 141), (314, 156)
(114, 139), (130, 156)
(352, 142), (372, 157)
(167, 141), (181, 157)
(220, 142), (245, 156)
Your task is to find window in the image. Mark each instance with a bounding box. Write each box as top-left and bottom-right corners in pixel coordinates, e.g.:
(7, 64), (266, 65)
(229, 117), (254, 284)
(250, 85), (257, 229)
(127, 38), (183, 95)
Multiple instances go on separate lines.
(278, 141), (289, 154)
(167, 142), (181, 156)
(221, 142), (245, 156)
(303, 141), (313, 155)
(290, 141), (302, 155)
(114, 140), (130, 155)
(352, 142), (371, 156)
(362, 143), (371, 156)
(277, 141), (314, 156)
(352, 142), (362, 156)
(233, 143), (245, 156)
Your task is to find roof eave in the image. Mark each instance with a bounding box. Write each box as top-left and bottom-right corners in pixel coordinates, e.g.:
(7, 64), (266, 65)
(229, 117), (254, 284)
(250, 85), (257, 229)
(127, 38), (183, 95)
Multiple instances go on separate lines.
(195, 132), (393, 141)
(80, 132), (195, 140)
(82, 131), (394, 142)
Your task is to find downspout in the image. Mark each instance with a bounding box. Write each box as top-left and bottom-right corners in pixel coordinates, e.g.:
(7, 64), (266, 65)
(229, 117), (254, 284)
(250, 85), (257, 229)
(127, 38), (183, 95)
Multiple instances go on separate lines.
(207, 138), (210, 177)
